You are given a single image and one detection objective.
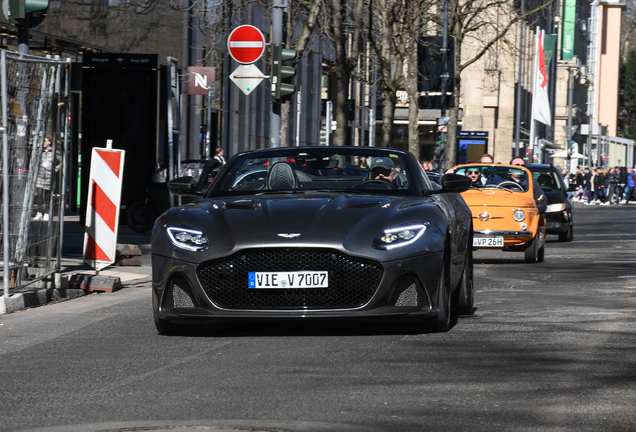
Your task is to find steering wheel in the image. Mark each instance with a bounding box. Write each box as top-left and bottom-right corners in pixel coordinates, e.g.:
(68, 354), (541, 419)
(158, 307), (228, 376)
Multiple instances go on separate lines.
(497, 181), (523, 191)
(353, 179), (397, 189)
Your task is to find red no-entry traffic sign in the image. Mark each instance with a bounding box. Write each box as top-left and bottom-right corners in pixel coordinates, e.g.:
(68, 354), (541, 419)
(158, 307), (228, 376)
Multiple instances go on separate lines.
(227, 25), (266, 64)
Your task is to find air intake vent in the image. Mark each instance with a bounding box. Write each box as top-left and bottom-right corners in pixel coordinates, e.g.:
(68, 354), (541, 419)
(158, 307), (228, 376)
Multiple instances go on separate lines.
(383, 275), (427, 308)
(164, 278), (196, 309)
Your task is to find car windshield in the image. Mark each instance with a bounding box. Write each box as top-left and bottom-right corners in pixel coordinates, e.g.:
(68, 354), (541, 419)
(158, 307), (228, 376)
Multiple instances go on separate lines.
(454, 164), (530, 192)
(214, 148), (413, 195)
(529, 169), (564, 192)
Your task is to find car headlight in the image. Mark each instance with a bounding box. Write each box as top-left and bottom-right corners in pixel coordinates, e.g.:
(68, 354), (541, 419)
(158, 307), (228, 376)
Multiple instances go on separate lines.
(546, 203), (567, 213)
(167, 227), (209, 251)
(373, 223), (427, 250)
(513, 209), (526, 222)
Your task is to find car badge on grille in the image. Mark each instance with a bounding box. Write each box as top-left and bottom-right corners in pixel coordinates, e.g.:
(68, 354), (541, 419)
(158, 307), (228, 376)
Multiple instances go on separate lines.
(278, 233), (301, 238)
(478, 212), (490, 222)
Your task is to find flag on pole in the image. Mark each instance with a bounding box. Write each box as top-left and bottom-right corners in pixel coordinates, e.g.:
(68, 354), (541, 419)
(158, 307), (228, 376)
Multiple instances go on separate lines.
(532, 29), (552, 126)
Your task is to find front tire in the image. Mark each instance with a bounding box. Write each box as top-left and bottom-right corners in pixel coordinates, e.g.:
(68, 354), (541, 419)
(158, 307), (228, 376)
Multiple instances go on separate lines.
(524, 235), (540, 263)
(429, 257), (451, 332)
(453, 247), (474, 316)
(558, 224), (573, 242)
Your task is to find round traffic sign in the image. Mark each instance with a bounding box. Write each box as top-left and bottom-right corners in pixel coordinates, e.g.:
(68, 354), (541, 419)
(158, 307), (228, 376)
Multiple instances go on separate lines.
(227, 25), (266, 64)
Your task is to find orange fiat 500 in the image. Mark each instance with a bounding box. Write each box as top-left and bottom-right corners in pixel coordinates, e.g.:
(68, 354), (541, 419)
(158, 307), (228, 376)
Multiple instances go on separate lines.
(452, 163), (546, 263)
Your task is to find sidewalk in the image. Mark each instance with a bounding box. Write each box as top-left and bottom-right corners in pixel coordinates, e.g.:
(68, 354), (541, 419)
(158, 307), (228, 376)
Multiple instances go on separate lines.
(0, 213), (153, 315)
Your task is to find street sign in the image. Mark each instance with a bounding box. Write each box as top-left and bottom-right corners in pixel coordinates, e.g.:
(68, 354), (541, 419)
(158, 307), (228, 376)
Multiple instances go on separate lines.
(230, 64), (265, 95)
(227, 25), (266, 64)
(562, 125), (579, 136)
(186, 67), (215, 96)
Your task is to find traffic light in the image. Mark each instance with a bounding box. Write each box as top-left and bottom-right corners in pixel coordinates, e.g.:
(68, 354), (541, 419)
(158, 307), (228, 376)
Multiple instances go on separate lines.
(2, 0), (48, 25)
(567, 139), (576, 155)
(271, 43), (296, 102)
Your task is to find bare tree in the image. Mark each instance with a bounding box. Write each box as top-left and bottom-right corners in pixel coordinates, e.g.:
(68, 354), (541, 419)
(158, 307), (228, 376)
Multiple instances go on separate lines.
(424, 0), (556, 168)
(621, 0), (636, 55)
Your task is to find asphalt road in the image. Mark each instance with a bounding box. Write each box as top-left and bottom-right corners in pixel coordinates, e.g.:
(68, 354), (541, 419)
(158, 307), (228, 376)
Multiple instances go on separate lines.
(1, 202), (635, 432)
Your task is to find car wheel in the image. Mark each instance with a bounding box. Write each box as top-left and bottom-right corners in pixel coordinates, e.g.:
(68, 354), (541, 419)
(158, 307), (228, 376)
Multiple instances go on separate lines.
(429, 256), (451, 332)
(558, 224), (573, 242)
(537, 241), (545, 262)
(524, 235), (540, 263)
(127, 199), (154, 233)
(452, 247), (474, 316)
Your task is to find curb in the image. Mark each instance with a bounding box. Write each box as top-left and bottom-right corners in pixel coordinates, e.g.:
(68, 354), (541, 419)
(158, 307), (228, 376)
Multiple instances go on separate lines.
(0, 274), (152, 315)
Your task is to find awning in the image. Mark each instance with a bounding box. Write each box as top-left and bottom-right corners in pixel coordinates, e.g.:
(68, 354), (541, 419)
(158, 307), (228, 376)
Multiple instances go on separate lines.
(550, 150), (587, 159)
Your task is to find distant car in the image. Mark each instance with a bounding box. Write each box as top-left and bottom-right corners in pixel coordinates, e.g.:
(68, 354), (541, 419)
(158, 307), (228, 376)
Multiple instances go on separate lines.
(526, 164), (573, 242)
(151, 146), (475, 335)
(452, 163), (547, 263)
(126, 159), (220, 232)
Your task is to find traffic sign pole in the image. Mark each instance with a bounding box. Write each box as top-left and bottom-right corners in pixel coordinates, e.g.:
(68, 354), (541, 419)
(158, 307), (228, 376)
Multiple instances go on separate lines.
(270, 0), (285, 148)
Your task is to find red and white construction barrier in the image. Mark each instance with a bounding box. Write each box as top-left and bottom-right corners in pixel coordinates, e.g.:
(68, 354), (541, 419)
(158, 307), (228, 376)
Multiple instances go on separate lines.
(83, 141), (125, 271)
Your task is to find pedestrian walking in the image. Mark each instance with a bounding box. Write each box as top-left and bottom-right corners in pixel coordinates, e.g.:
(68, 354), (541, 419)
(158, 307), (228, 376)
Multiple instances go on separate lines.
(214, 147), (226, 165)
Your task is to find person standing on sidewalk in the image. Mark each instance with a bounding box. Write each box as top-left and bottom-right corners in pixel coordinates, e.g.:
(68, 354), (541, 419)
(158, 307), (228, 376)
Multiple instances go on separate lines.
(625, 168), (636, 205)
(34, 134), (61, 221)
(587, 168), (598, 204)
(607, 167), (620, 204)
(584, 167), (592, 201)
(574, 167), (585, 201)
(595, 167), (607, 205)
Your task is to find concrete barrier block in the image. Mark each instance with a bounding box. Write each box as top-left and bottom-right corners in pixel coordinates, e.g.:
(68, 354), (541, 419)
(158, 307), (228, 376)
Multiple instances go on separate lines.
(0, 293), (25, 315)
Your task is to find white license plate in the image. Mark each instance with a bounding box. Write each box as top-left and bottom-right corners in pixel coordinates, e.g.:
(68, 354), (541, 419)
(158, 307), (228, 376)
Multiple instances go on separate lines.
(473, 237), (504, 247)
(248, 271), (329, 289)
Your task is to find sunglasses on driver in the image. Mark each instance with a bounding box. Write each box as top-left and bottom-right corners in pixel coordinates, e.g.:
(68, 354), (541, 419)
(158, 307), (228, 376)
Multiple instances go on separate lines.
(371, 166), (393, 177)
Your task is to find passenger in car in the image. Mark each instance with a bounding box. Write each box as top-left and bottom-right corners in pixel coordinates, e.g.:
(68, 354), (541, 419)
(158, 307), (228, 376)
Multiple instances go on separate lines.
(510, 157), (547, 213)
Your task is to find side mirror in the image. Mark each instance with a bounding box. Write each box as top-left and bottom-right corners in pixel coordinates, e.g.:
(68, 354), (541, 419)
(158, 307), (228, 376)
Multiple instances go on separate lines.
(568, 183), (578, 192)
(441, 173), (472, 192)
(426, 173), (472, 195)
(537, 194), (547, 204)
(167, 176), (201, 196)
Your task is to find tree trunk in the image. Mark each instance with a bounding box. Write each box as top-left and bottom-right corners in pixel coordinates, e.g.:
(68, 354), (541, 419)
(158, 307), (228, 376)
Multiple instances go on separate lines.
(407, 39), (420, 160)
(332, 0), (348, 146)
(381, 90), (396, 147)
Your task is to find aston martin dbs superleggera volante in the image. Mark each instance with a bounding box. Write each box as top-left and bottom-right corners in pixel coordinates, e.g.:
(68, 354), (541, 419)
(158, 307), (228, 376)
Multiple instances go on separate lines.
(151, 146), (474, 335)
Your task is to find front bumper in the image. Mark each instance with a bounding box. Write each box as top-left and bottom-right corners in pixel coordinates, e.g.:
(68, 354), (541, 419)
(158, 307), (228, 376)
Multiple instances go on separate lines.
(152, 250), (445, 322)
(544, 210), (572, 234)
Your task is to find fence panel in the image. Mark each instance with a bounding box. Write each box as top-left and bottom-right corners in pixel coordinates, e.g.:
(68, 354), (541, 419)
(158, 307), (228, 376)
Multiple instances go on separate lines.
(1, 51), (71, 295)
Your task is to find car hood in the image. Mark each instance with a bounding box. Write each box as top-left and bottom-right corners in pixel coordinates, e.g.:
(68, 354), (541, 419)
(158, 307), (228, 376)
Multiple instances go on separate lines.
(152, 192), (448, 261)
(461, 189), (536, 209)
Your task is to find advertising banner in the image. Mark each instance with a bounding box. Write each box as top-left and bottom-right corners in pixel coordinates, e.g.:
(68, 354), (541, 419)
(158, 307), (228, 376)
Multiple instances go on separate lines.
(561, 0), (576, 61)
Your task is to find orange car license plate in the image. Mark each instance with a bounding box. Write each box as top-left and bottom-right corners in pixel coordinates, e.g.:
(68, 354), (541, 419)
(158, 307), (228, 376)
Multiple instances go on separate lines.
(473, 237), (504, 247)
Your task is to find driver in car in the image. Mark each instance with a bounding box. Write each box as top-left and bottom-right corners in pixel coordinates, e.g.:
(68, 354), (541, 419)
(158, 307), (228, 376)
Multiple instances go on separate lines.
(370, 157), (408, 188)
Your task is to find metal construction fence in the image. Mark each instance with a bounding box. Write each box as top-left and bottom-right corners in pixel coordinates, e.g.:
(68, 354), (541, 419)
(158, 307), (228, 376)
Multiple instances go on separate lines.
(1, 50), (72, 297)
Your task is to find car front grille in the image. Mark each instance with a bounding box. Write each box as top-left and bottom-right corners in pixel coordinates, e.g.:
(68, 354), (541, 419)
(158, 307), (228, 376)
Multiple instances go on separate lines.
(197, 248), (383, 310)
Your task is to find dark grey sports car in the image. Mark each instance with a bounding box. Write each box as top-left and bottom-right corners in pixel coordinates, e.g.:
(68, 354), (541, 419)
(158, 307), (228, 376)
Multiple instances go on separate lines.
(151, 146), (474, 335)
